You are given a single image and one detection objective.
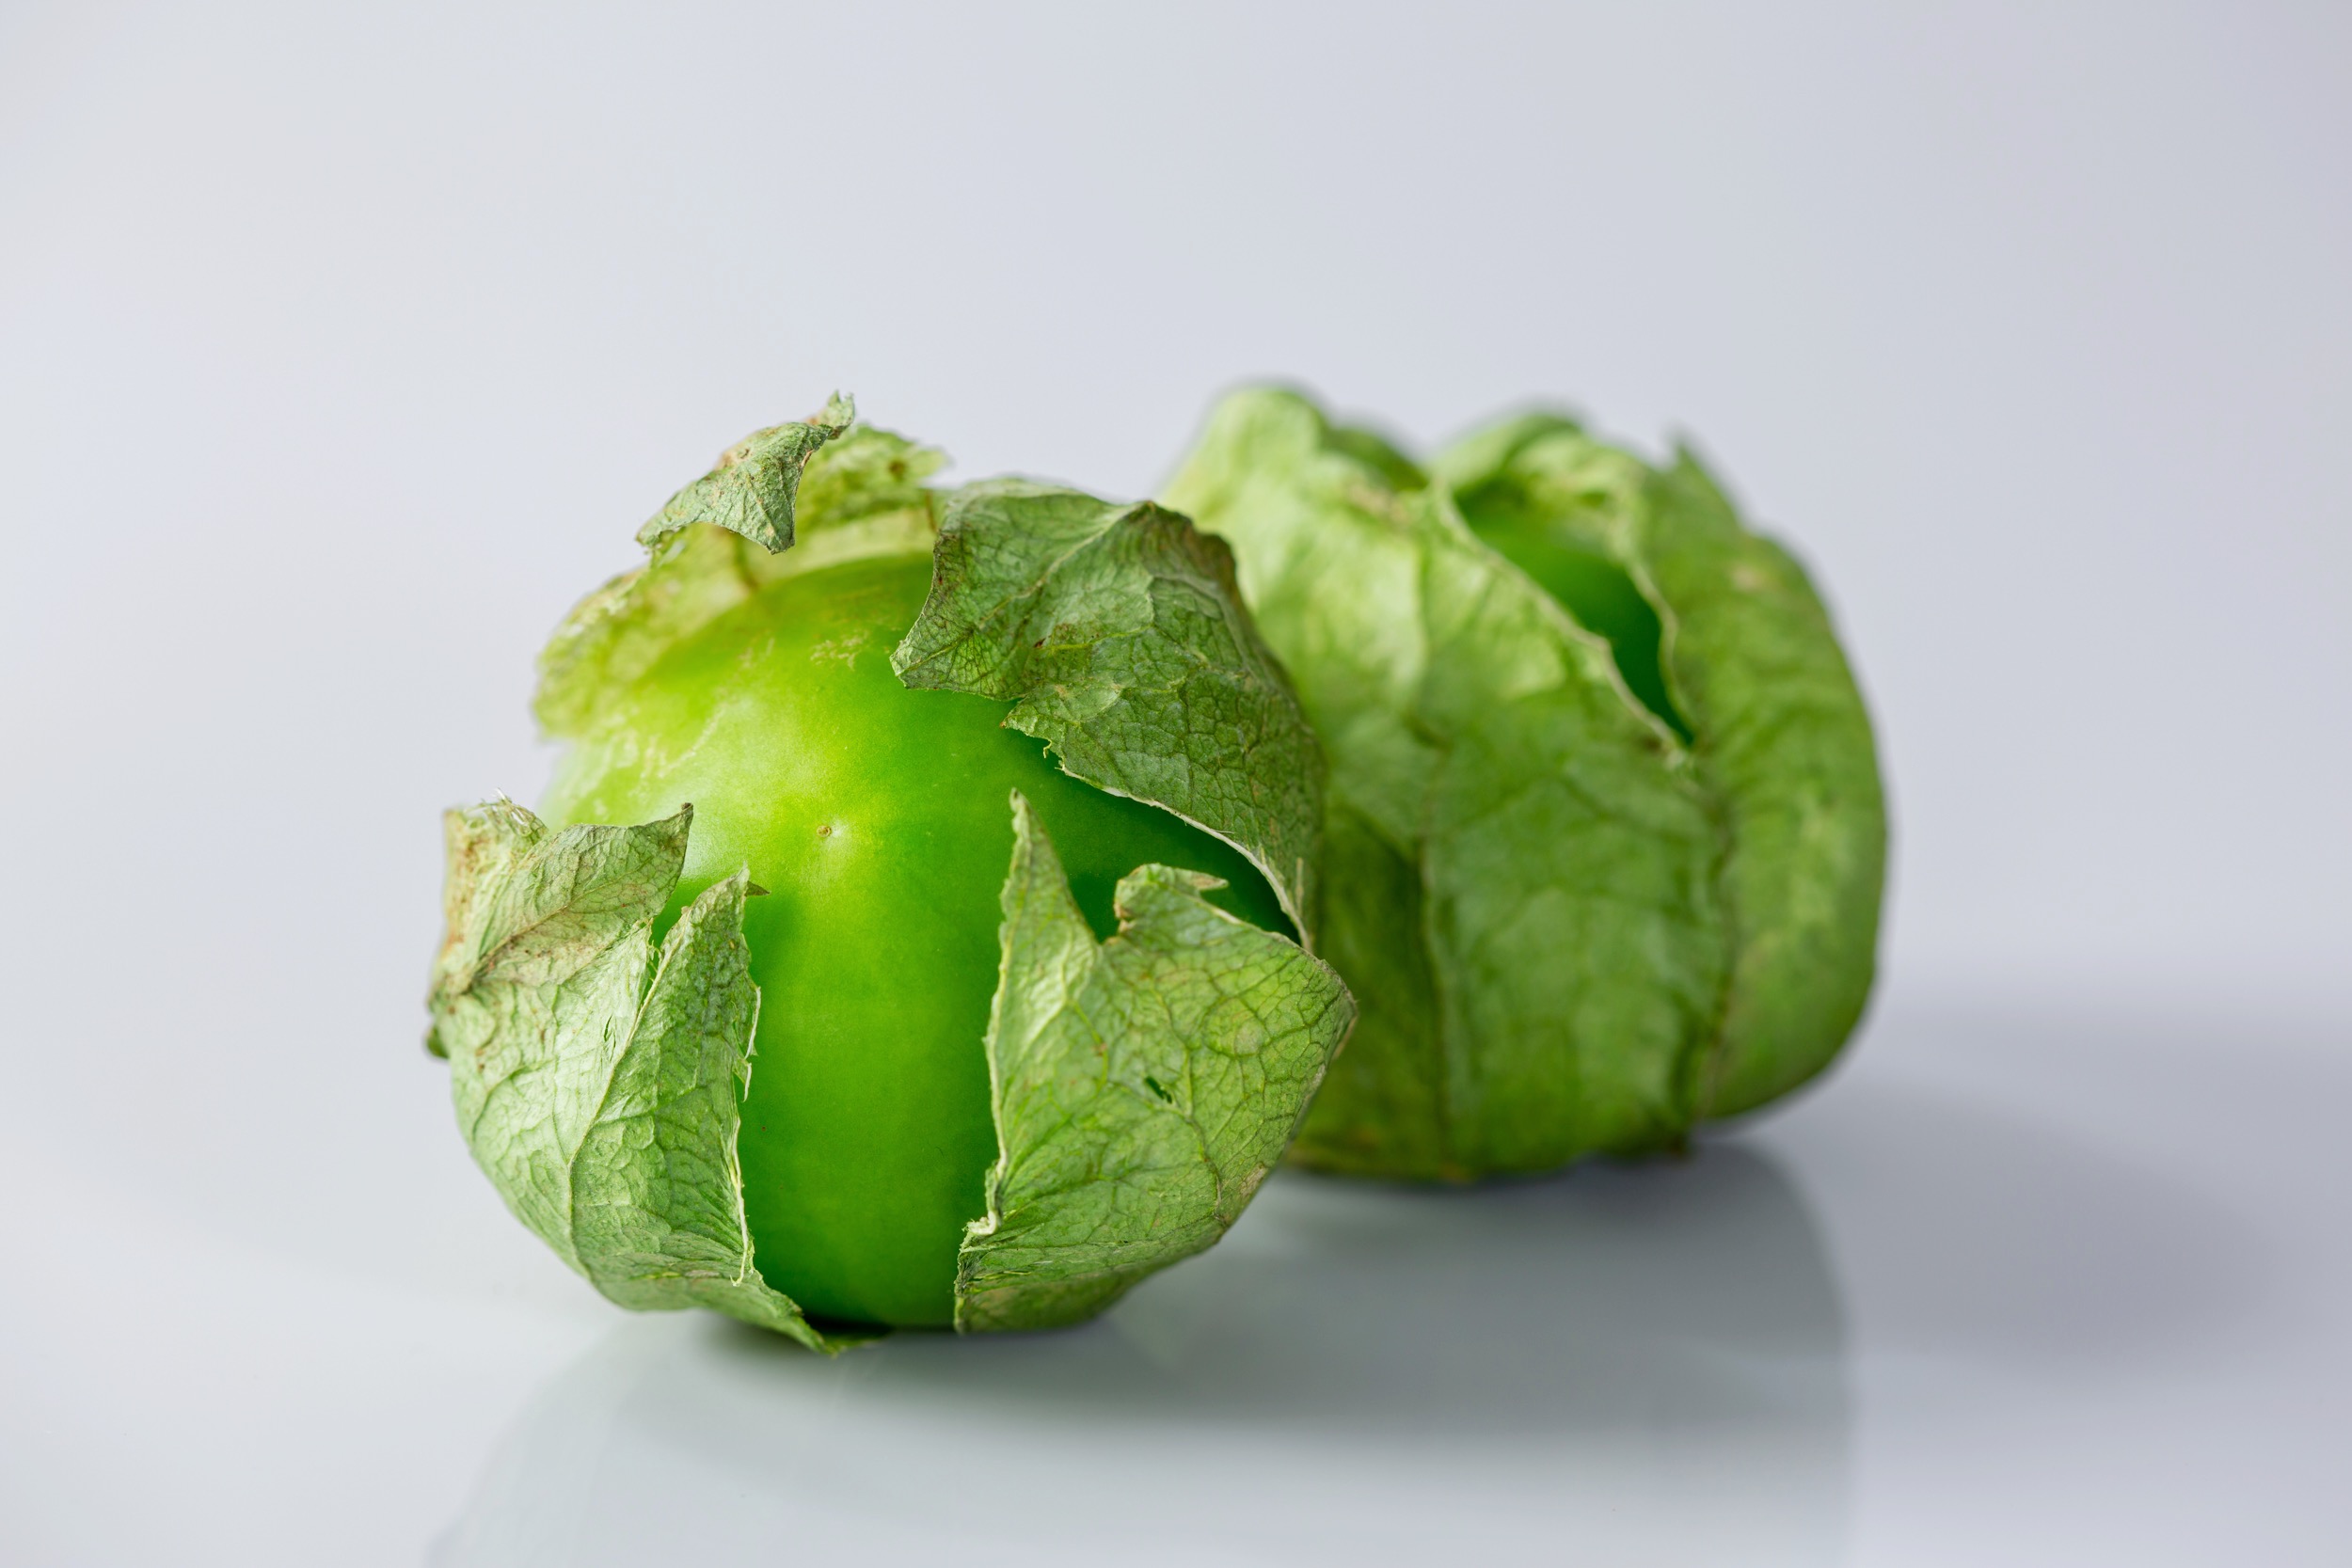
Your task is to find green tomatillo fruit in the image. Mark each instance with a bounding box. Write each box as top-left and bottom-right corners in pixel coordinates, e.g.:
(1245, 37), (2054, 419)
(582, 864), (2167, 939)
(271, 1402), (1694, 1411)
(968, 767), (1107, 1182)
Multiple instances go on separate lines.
(1163, 389), (1885, 1181)
(427, 398), (1353, 1346)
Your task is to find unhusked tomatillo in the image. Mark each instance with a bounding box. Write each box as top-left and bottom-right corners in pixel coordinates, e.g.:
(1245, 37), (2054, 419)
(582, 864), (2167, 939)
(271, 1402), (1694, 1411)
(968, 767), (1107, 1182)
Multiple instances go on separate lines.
(426, 398), (1352, 1348)
(1164, 389), (1885, 1181)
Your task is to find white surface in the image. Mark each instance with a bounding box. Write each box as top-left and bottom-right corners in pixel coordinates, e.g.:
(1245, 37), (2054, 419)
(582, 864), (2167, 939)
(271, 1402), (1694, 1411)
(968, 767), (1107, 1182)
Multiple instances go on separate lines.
(6, 994), (2344, 1565)
(2, 4), (2346, 1563)
(435, 999), (2352, 1568)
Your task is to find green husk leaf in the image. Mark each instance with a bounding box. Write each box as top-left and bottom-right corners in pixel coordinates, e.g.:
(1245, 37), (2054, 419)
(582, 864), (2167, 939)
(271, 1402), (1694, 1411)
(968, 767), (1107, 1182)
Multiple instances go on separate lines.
(535, 411), (944, 738)
(891, 479), (1325, 940)
(1165, 387), (1879, 1178)
(638, 391), (856, 554)
(426, 800), (858, 1352)
(955, 794), (1355, 1331)
(1434, 420), (1886, 1117)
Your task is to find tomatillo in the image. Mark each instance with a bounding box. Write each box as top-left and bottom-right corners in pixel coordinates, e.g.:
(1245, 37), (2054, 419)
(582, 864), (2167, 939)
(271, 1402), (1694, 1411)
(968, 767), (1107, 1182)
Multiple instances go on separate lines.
(429, 400), (1351, 1345)
(1165, 389), (1884, 1181)
(542, 550), (1289, 1326)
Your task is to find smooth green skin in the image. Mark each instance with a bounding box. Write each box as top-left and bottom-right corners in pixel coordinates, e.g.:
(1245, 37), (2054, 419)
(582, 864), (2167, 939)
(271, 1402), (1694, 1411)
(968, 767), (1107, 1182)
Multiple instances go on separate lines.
(540, 553), (1285, 1329)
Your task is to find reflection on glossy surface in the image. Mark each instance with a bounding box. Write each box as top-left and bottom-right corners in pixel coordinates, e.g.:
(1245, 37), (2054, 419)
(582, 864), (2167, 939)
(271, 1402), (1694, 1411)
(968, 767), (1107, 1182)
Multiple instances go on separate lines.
(437, 1147), (1850, 1566)
(7, 986), (2338, 1563)
(434, 999), (2344, 1567)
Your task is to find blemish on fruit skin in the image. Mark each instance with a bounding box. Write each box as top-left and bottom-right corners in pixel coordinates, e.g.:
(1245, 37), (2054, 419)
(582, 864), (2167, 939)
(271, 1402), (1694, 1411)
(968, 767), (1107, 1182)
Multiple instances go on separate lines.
(816, 823), (833, 837)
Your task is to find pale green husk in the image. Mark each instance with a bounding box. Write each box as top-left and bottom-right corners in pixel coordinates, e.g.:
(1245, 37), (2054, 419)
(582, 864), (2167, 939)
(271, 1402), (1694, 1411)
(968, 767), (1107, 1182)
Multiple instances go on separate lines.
(1163, 388), (1884, 1180)
(895, 480), (1323, 933)
(430, 398), (1349, 1338)
(959, 794), (1351, 1330)
(637, 390), (855, 554)
(426, 800), (854, 1352)
(535, 399), (945, 739)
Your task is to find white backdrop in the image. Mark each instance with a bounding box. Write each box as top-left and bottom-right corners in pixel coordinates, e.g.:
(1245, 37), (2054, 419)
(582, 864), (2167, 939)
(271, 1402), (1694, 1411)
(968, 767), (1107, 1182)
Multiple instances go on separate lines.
(3, 4), (2345, 1564)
